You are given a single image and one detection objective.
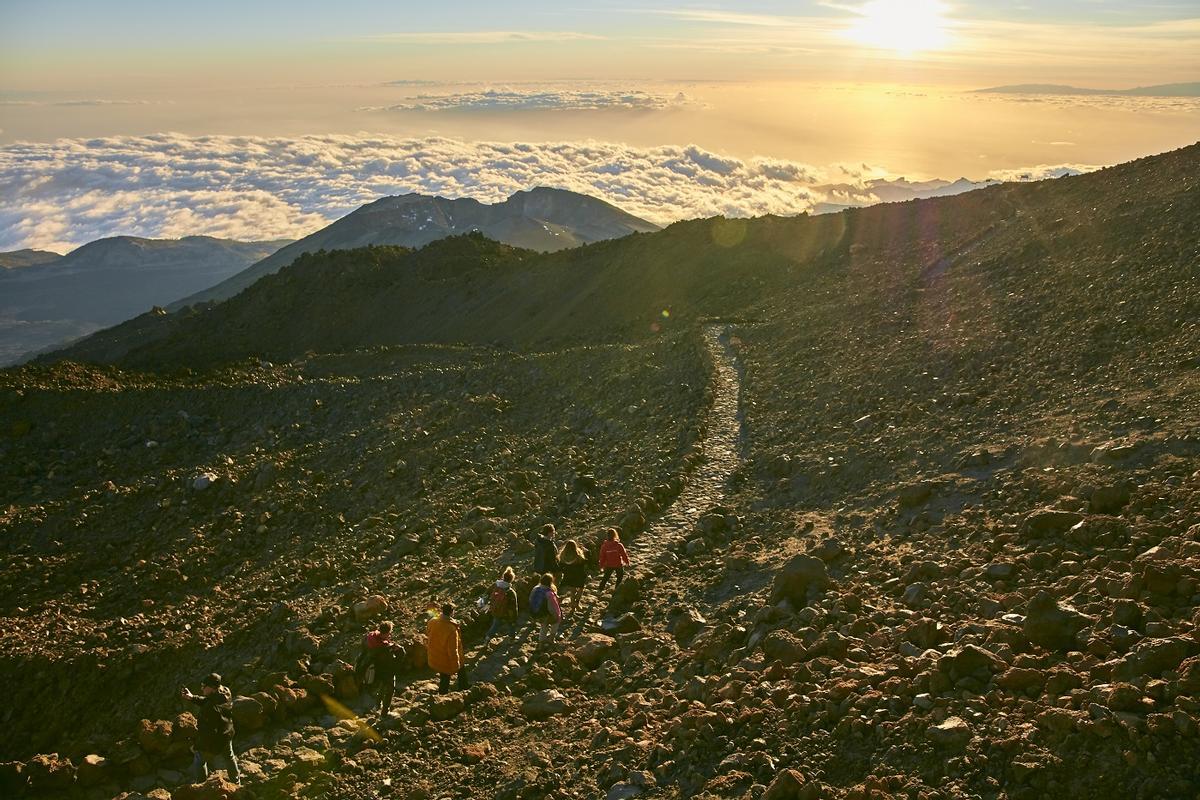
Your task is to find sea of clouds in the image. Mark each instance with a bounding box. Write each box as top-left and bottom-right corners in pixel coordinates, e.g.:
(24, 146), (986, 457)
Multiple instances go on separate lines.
(0, 133), (1096, 253)
(360, 88), (699, 112)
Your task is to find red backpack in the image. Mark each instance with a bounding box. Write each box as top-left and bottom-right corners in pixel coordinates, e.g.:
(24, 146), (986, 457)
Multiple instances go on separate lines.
(490, 585), (512, 617)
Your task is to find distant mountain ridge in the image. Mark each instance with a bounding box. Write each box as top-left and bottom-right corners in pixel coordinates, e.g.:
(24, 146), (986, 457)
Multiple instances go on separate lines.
(974, 81), (1200, 97)
(0, 235), (290, 365)
(0, 249), (63, 269)
(170, 187), (660, 310)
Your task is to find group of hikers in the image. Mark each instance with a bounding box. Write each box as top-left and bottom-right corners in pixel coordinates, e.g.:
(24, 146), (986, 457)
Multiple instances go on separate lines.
(179, 524), (633, 784)
(360, 524), (632, 718)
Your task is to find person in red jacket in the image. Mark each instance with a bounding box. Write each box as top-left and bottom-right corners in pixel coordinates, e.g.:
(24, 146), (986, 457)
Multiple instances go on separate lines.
(597, 527), (631, 595)
(361, 621), (406, 721)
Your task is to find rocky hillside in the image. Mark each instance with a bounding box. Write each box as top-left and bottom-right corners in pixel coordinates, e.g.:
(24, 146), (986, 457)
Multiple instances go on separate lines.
(169, 188), (660, 310)
(2, 142), (1199, 800)
(0, 236), (290, 366)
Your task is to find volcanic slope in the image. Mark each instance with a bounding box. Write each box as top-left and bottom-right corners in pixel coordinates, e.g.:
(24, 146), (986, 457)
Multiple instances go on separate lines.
(169, 187), (660, 310)
(2, 142), (1200, 799)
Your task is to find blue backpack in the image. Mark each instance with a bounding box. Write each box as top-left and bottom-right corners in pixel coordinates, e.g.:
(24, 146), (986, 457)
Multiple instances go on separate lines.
(529, 586), (552, 619)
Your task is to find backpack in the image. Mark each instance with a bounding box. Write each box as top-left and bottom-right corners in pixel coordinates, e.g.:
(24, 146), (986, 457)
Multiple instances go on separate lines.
(529, 586), (548, 618)
(490, 585), (512, 617)
(355, 644), (378, 688)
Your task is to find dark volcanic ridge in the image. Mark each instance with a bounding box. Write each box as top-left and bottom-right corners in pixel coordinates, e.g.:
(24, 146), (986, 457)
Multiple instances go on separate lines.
(169, 187), (661, 311)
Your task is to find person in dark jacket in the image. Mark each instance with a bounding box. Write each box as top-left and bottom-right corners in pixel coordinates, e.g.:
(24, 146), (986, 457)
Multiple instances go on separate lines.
(532, 523), (560, 578)
(362, 621), (406, 721)
(557, 540), (589, 617)
(181, 673), (240, 783)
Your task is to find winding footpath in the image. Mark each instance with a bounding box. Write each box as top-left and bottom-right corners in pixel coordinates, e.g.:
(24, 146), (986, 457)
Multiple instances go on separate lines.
(469, 323), (745, 681)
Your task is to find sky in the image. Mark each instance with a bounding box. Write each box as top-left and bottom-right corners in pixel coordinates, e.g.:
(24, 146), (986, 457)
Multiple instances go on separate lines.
(1, 0), (1197, 252)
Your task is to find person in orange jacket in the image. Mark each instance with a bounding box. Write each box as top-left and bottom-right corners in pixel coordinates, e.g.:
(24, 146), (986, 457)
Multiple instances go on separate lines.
(426, 602), (468, 695)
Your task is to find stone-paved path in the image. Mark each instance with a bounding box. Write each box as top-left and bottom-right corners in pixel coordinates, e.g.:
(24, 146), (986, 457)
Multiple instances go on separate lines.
(468, 324), (744, 681)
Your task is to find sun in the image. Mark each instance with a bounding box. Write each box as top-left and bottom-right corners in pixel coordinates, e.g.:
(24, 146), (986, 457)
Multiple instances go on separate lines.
(845, 0), (952, 55)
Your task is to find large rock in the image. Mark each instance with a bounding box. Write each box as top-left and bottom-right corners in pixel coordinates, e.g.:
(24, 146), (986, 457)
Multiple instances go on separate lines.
(76, 754), (111, 787)
(136, 718), (174, 755)
(762, 630), (807, 666)
(668, 608), (707, 645)
(927, 716), (972, 749)
(174, 773), (243, 800)
(1112, 637), (1199, 682)
(521, 689), (571, 720)
(938, 644), (1004, 682)
(352, 595), (389, 622)
(1022, 509), (1084, 537)
(770, 554), (830, 605)
(25, 754), (75, 791)
(1023, 591), (1091, 651)
(1178, 656), (1200, 695)
(762, 768), (816, 800)
(231, 696), (266, 731)
(609, 577), (642, 612)
(431, 694), (466, 721)
(575, 633), (617, 669)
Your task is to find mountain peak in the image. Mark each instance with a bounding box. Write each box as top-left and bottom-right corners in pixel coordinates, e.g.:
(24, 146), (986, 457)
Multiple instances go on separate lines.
(170, 188), (660, 310)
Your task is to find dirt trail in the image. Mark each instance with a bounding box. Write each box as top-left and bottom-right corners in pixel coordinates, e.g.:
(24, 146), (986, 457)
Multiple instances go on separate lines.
(469, 323), (744, 681)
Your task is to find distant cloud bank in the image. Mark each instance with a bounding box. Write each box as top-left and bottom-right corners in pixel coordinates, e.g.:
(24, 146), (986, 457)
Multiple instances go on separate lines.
(361, 88), (699, 112)
(0, 133), (1098, 252)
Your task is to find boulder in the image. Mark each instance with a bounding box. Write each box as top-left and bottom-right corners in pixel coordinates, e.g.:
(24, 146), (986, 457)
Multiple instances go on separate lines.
(136, 718), (174, 755)
(1023, 591), (1092, 651)
(938, 645), (1005, 682)
(770, 554), (830, 605)
(352, 595), (388, 622)
(575, 633), (617, 668)
(521, 689), (571, 720)
(394, 534), (421, 556)
(25, 754), (75, 791)
(76, 754), (111, 787)
(998, 667), (1046, 693)
(431, 694), (466, 721)
(601, 613), (642, 635)
(609, 577), (642, 612)
(191, 472), (219, 491)
(231, 696), (266, 731)
(669, 608), (707, 645)
(927, 716), (972, 749)
(762, 768), (815, 800)
(1090, 483), (1131, 514)
(1022, 509), (1084, 537)
(762, 630), (807, 666)
(174, 773), (243, 800)
(1113, 637), (1199, 681)
(1177, 656), (1200, 695)
(897, 481), (935, 508)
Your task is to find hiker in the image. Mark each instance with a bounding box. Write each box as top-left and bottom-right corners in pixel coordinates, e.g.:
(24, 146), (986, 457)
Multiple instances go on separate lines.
(426, 602), (468, 694)
(486, 567), (520, 640)
(180, 673), (240, 784)
(558, 540), (589, 617)
(532, 523), (560, 579)
(359, 620), (406, 720)
(528, 572), (563, 645)
(597, 527), (631, 595)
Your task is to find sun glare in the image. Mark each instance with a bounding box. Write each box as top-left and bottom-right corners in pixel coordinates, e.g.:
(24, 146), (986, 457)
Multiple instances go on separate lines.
(845, 0), (952, 55)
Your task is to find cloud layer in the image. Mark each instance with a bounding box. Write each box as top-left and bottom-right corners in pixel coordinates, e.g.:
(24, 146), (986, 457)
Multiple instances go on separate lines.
(0, 133), (1097, 253)
(362, 88), (697, 113)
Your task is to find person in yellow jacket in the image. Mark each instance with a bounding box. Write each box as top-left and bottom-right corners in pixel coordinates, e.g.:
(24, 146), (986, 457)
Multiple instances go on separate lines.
(426, 602), (468, 694)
